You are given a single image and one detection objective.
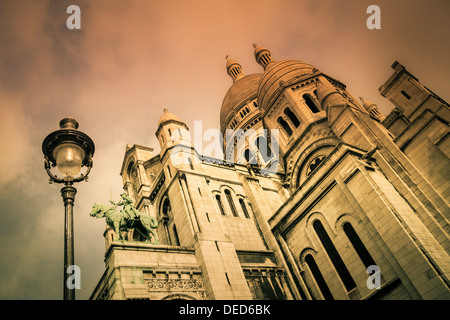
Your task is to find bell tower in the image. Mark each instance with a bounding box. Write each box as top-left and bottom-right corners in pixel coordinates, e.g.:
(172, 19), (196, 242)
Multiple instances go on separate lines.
(155, 108), (191, 155)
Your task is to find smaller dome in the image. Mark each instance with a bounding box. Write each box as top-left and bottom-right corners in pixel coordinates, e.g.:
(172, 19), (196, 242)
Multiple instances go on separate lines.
(253, 45), (270, 58)
(360, 97), (377, 110)
(158, 108), (181, 127)
(226, 57), (240, 69)
(226, 56), (246, 83)
(253, 43), (274, 70)
(316, 77), (346, 110)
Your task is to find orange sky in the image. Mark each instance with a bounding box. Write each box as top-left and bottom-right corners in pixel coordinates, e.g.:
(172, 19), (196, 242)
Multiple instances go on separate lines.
(0, 0), (449, 299)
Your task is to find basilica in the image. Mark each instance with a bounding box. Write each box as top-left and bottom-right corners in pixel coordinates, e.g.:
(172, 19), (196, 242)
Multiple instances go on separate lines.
(90, 45), (450, 300)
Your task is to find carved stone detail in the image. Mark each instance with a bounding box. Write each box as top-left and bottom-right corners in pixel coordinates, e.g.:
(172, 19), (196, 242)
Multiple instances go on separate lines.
(147, 278), (205, 291)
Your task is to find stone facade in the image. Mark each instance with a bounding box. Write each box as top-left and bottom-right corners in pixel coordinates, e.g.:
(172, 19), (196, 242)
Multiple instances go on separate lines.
(90, 47), (449, 300)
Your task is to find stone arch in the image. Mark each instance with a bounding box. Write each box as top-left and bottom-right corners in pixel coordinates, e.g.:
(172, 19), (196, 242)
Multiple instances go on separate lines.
(161, 293), (196, 300)
(159, 196), (172, 220)
(299, 247), (319, 267)
(306, 212), (337, 240)
(334, 213), (361, 233)
(290, 137), (338, 189)
(219, 184), (237, 194)
(125, 156), (139, 198)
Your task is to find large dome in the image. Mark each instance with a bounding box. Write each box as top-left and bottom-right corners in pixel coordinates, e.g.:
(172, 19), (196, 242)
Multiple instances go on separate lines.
(257, 59), (316, 111)
(220, 73), (262, 131)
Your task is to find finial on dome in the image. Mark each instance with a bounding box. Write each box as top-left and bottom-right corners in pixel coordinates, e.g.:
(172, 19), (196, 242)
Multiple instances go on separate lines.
(163, 108), (168, 113)
(359, 97), (376, 109)
(359, 97), (386, 121)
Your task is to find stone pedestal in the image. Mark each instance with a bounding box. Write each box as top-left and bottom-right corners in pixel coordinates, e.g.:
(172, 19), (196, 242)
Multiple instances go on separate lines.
(90, 241), (206, 300)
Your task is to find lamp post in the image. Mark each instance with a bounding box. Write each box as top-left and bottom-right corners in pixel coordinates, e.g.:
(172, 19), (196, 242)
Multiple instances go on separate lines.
(42, 117), (95, 300)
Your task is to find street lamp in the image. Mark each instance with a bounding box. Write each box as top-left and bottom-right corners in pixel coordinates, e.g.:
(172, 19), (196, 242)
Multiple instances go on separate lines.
(42, 117), (95, 300)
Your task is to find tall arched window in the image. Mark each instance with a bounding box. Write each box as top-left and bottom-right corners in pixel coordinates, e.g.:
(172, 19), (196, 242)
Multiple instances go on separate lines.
(161, 198), (171, 218)
(255, 136), (272, 162)
(161, 198), (172, 245)
(215, 195), (226, 216)
(305, 254), (334, 300)
(303, 94), (320, 113)
(172, 225), (180, 246)
(224, 189), (238, 217)
(244, 148), (252, 162)
(284, 108), (300, 127)
(277, 117), (293, 137)
(343, 222), (376, 268)
(238, 198), (250, 218)
(313, 220), (357, 292)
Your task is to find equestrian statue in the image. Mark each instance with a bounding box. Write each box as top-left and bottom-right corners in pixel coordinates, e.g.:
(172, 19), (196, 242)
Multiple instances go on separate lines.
(90, 192), (159, 243)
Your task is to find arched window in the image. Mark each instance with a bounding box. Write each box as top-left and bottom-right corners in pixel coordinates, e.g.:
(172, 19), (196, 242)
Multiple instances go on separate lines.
(255, 136), (272, 162)
(343, 222), (376, 268)
(161, 198), (172, 245)
(127, 162), (139, 198)
(313, 220), (357, 292)
(224, 189), (238, 217)
(244, 148), (252, 162)
(161, 198), (171, 218)
(238, 198), (250, 218)
(303, 94), (320, 113)
(284, 108), (300, 127)
(215, 195), (226, 216)
(277, 117), (293, 136)
(305, 254), (334, 300)
(172, 225), (180, 246)
(307, 156), (325, 176)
